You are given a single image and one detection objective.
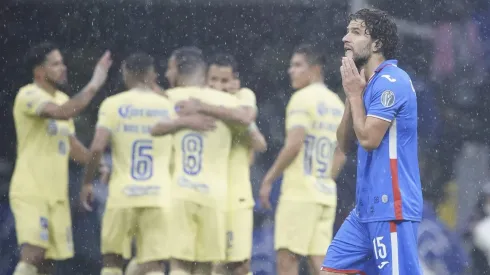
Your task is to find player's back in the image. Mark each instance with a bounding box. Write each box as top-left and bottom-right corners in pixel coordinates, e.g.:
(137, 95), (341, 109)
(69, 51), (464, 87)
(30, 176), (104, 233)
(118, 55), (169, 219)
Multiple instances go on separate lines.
(358, 60), (422, 222)
(282, 83), (344, 206)
(167, 87), (239, 209)
(11, 84), (74, 201)
(99, 89), (175, 208)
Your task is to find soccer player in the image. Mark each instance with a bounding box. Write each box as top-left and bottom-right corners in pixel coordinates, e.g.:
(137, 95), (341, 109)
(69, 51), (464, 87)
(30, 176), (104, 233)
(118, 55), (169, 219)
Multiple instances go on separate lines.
(80, 53), (216, 275)
(259, 44), (346, 275)
(10, 42), (112, 275)
(321, 9), (423, 275)
(154, 46), (253, 275)
(207, 53), (267, 275)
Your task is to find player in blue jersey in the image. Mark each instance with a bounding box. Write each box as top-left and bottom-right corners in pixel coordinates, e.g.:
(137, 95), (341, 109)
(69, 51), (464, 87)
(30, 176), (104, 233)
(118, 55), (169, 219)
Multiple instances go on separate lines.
(322, 8), (423, 275)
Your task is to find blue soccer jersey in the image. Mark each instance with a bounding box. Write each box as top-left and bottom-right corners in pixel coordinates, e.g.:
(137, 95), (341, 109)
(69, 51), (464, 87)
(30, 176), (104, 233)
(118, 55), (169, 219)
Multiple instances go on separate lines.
(356, 59), (423, 222)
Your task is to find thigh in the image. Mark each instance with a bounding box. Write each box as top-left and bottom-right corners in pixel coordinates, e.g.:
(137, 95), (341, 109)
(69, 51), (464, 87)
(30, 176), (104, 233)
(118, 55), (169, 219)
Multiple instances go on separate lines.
(101, 208), (133, 259)
(196, 205), (226, 262)
(45, 201), (74, 260)
(368, 221), (422, 275)
(322, 210), (372, 274)
(274, 201), (319, 256)
(10, 197), (49, 250)
(226, 208), (253, 262)
(136, 207), (170, 263)
(309, 204), (336, 256)
(169, 200), (198, 262)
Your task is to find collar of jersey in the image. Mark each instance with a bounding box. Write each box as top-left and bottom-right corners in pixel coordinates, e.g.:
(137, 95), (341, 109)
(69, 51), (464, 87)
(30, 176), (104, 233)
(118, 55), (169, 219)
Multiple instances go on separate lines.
(367, 59), (398, 84)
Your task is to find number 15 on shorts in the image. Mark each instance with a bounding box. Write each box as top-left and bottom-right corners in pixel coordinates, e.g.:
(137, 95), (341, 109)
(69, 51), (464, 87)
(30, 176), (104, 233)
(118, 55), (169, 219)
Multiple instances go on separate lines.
(373, 237), (390, 269)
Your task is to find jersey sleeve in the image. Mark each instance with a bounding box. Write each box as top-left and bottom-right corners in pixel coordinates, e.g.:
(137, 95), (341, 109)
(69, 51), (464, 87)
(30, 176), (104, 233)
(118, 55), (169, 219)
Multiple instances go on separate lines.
(238, 88), (257, 108)
(16, 88), (52, 116)
(366, 78), (407, 122)
(68, 119), (76, 135)
(96, 99), (118, 131)
(285, 93), (312, 131)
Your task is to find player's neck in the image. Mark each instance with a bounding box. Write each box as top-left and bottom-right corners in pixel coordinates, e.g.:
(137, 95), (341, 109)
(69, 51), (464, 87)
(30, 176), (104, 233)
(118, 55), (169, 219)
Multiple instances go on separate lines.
(34, 79), (57, 95)
(362, 55), (386, 81)
(129, 82), (152, 91)
(177, 75), (205, 87)
(308, 75), (324, 86)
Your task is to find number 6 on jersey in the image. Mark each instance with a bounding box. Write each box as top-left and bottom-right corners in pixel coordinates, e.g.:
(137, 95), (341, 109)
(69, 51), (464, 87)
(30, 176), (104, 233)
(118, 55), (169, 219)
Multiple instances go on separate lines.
(131, 139), (153, 180)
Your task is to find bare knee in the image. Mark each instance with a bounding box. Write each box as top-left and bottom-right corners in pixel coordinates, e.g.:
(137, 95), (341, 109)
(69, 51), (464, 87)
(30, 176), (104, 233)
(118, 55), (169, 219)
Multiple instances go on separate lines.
(103, 254), (125, 269)
(193, 262), (212, 275)
(170, 259), (193, 274)
(139, 260), (164, 274)
(20, 244), (46, 267)
(231, 260), (250, 275)
(276, 249), (299, 273)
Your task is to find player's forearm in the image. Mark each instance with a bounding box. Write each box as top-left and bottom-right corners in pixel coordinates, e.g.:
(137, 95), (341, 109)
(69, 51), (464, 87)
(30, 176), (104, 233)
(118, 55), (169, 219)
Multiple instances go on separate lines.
(330, 147), (346, 180)
(42, 84), (98, 120)
(264, 143), (300, 185)
(200, 103), (255, 126)
(150, 117), (188, 136)
(336, 99), (356, 153)
(248, 124), (267, 153)
(83, 151), (102, 185)
(349, 96), (371, 146)
(69, 137), (91, 164)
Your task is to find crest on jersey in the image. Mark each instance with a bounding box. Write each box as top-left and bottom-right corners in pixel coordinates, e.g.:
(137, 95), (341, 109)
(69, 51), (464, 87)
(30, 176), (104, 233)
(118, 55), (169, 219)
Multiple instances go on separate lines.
(317, 102), (328, 115)
(380, 90), (395, 107)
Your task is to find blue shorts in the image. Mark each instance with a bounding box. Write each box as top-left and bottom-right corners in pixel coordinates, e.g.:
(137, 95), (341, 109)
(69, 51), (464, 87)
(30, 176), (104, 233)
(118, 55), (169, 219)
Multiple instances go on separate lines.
(322, 210), (421, 275)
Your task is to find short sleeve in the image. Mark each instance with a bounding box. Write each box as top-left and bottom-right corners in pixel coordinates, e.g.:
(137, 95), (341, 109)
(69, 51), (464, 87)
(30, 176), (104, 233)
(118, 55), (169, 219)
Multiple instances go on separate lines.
(237, 88), (257, 108)
(285, 93), (312, 131)
(96, 99), (118, 131)
(17, 88), (52, 116)
(366, 78), (407, 122)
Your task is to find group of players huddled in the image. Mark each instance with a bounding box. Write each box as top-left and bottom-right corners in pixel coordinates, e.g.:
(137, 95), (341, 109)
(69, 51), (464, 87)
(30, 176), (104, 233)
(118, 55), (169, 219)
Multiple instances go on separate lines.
(10, 8), (423, 275)
(10, 38), (344, 275)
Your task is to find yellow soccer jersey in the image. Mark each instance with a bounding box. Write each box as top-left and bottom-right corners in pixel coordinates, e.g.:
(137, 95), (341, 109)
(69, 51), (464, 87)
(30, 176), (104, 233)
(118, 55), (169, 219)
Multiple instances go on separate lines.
(228, 88), (256, 210)
(166, 86), (239, 210)
(282, 83), (344, 206)
(97, 88), (175, 208)
(10, 84), (75, 202)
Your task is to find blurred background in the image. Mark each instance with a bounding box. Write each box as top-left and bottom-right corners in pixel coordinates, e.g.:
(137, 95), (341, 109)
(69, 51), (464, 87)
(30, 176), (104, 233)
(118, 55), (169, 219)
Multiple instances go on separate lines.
(1, 0), (490, 274)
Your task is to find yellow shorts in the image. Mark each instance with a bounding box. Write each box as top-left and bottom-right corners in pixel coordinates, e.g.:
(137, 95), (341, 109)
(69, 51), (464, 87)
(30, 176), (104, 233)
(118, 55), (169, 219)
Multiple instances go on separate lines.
(169, 200), (226, 262)
(101, 207), (169, 263)
(275, 201), (335, 256)
(10, 197), (74, 260)
(225, 208), (253, 262)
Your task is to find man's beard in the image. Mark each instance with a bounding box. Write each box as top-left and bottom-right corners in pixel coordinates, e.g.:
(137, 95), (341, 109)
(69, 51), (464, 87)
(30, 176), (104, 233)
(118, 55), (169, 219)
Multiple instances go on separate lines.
(47, 77), (70, 93)
(353, 54), (369, 70)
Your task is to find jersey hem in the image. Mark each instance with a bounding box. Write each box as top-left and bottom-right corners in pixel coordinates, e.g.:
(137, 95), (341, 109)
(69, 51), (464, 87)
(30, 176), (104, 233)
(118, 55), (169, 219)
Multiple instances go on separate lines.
(366, 114), (392, 122)
(358, 215), (422, 223)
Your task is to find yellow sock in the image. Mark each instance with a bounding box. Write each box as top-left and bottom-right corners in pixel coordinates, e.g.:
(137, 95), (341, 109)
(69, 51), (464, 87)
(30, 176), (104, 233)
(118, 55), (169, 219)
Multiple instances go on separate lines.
(13, 262), (37, 275)
(144, 272), (165, 275)
(101, 267), (123, 275)
(125, 259), (139, 275)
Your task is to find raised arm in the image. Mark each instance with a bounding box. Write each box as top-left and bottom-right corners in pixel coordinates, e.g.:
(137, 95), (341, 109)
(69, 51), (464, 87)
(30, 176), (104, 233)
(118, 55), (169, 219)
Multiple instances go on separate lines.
(39, 51), (112, 120)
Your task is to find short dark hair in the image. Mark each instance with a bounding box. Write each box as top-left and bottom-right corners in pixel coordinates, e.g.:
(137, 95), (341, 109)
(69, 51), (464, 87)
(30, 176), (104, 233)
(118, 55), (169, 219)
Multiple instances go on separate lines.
(208, 53), (238, 74)
(294, 44), (326, 68)
(171, 46), (206, 75)
(349, 8), (399, 59)
(123, 52), (154, 77)
(25, 42), (59, 70)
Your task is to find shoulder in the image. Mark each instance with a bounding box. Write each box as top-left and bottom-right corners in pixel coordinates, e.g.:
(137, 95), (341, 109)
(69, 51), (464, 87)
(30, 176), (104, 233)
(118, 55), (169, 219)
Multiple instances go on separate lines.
(372, 67), (413, 96)
(237, 87), (256, 99)
(16, 84), (43, 98)
(205, 88), (238, 103)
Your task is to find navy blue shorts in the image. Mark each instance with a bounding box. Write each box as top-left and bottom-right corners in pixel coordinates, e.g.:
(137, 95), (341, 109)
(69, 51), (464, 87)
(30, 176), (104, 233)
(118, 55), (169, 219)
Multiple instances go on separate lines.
(322, 210), (421, 275)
